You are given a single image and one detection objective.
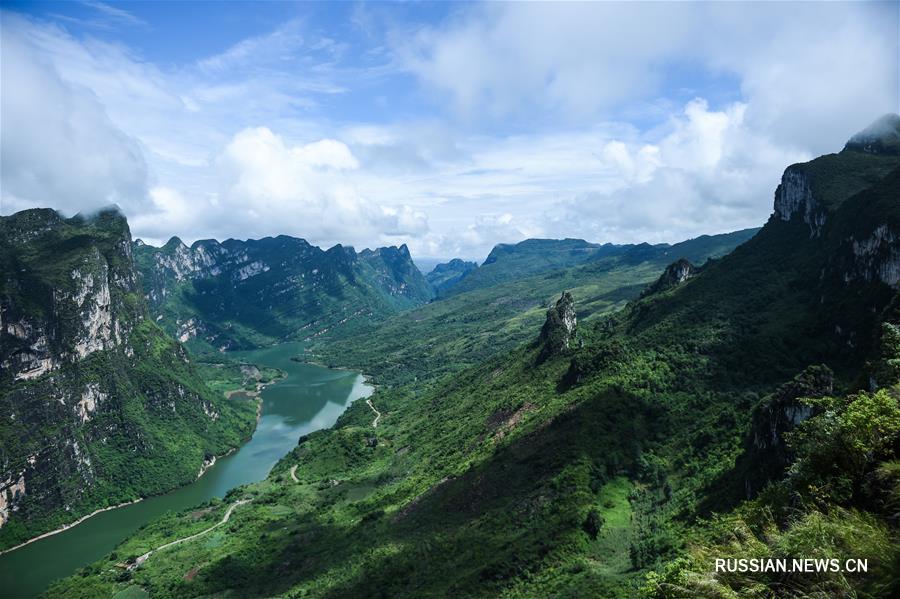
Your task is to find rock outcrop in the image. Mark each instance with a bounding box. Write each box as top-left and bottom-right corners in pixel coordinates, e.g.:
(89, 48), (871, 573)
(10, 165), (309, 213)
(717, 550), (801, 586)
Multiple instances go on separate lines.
(538, 291), (577, 362)
(736, 365), (834, 498)
(640, 258), (699, 297)
(774, 167), (828, 238)
(1, 208), (139, 382)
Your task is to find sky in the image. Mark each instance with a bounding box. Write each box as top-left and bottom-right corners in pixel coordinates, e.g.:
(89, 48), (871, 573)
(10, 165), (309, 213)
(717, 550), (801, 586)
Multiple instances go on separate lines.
(1, 1), (898, 261)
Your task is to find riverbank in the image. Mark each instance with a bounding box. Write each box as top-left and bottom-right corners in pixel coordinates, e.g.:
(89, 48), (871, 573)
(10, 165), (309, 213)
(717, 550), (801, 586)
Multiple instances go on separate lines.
(2, 375), (275, 557)
(0, 344), (372, 598)
(0, 498), (144, 557)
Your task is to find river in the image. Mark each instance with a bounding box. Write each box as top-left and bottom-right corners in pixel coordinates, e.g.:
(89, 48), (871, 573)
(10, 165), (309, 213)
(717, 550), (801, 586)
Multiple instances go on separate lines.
(0, 342), (372, 598)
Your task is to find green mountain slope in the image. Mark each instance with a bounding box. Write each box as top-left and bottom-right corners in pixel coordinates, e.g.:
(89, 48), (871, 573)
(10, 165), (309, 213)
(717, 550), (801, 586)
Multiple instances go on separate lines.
(48, 117), (900, 598)
(0, 209), (258, 551)
(424, 258), (478, 294)
(437, 232), (757, 299)
(308, 228), (757, 386)
(134, 237), (433, 353)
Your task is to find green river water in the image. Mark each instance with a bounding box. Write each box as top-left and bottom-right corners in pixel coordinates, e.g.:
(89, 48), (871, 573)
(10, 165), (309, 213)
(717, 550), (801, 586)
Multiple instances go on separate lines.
(0, 342), (372, 598)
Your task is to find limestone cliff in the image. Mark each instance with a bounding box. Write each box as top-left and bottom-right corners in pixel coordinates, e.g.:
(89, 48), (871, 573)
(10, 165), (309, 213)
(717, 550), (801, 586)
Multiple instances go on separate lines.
(735, 366), (834, 498)
(538, 291), (577, 362)
(640, 258), (699, 297)
(134, 235), (433, 352)
(0, 208), (255, 550)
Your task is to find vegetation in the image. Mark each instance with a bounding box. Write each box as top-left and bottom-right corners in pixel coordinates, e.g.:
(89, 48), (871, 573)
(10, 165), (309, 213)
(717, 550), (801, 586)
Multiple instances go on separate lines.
(38, 125), (900, 597)
(0, 209), (260, 550)
(134, 237), (434, 354)
(307, 229), (757, 387)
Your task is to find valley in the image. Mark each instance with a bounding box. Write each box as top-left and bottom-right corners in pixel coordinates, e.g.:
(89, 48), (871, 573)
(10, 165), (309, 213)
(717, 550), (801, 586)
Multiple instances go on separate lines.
(0, 342), (371, 597)
(2, 4), (896, 597)
(39, 117), (900, 598)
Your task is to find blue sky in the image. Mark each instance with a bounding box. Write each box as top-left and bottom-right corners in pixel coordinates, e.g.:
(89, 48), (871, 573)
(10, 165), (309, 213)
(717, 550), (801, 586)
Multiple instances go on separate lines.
(1, 1), (897, 259)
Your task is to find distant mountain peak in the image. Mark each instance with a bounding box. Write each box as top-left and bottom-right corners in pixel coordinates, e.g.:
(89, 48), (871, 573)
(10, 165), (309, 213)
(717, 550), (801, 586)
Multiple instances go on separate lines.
(843, 113), (900, 155)
(163, 236), (186, 250)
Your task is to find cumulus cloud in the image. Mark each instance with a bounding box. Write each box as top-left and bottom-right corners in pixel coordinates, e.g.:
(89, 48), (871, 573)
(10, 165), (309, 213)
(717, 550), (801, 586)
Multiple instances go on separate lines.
(132, 127), (429, 248)
(397, 2), (693, 120)
(0, 19), (149, 215)
(2, 3), (895, 260)
(549, 99), (809, 244)
(396, 2), (897, 154)
(461, 212), (543, 249)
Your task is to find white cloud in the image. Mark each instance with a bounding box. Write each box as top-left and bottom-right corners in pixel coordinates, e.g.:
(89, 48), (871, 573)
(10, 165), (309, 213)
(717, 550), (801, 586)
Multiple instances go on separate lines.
(131, 127), (429, 249)
(1, 3), (895, 261)
(462, 213), (542, 249)
(397, 2), (693, 120)
(198, 19), (306, 73)
(549, 99), (809, 244)
(396, 2), (897, 155)
(0, 20), (149, 215)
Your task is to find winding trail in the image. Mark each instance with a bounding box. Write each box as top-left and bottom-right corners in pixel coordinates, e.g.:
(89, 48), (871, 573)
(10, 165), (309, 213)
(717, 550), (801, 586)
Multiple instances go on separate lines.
(129, 499), (250, 570)
(366, 398), (381, 428)
(287, 395), (379, 487)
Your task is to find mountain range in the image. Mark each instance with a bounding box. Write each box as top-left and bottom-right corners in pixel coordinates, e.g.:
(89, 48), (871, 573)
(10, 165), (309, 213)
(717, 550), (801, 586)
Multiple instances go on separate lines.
(135, 235), (433, 353)
(3, 115), (898, 598)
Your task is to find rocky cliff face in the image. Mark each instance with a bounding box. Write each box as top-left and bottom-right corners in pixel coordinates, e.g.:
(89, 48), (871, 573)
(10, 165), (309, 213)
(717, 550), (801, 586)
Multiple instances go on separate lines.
(767, 116), (900, 295)
(735, 366), (834, 498)
(773, 167), (828, 238)
(845, 223), (900, 287)
(538, 291), (577, 362)
(640, 258), (699, 297)
(1, 209), (139, 383)
(134, 235), (433, 351)
(0, 208), (255, 549)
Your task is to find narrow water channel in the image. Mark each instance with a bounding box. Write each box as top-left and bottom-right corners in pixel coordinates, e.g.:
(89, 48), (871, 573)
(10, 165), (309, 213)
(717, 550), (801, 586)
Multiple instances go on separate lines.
(0, 342), (372, 597)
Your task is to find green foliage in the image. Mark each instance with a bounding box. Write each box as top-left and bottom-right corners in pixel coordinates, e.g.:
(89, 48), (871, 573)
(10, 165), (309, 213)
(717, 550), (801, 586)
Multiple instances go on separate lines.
(134, 238), (433, 354)
(309, 229), (755, 387)
(0, 209), (259, 550)
(45, 142), (900, 598)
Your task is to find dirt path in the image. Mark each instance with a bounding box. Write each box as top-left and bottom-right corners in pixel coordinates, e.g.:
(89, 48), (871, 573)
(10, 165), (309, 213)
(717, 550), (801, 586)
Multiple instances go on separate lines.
(130, 499), (250, 570)
(289, 465), (299, 483)
(366, 398), (381, 427)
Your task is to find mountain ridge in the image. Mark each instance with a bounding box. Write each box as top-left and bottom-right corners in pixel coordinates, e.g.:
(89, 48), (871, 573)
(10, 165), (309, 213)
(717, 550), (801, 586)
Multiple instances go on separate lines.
(134, 233), (434, 352)
(0, 208), (259, 550)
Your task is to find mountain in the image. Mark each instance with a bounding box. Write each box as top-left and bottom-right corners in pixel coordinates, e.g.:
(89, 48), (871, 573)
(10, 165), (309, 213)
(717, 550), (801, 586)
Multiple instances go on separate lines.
(0, 208), (258, 550)
(134, 236), (433, 352)
(425, 258), (478, 294)
(440, 232), (758, 297)
(48, 116), (900, 598)
(308, 228), (757, 387)
(844, 113), (900, 155)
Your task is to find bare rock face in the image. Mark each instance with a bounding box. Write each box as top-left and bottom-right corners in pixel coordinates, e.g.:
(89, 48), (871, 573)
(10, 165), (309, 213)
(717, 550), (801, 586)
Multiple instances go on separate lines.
(774, 167), (828, 238)
(134, 235), (434, 351)
(737, 365), (834, 498)
(538, 291), (577, 362)
(641, 258), (698, 298)
(844, 223), (900, 288)
(1, 208), (138, 382)
(0, 208), (247, 547)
